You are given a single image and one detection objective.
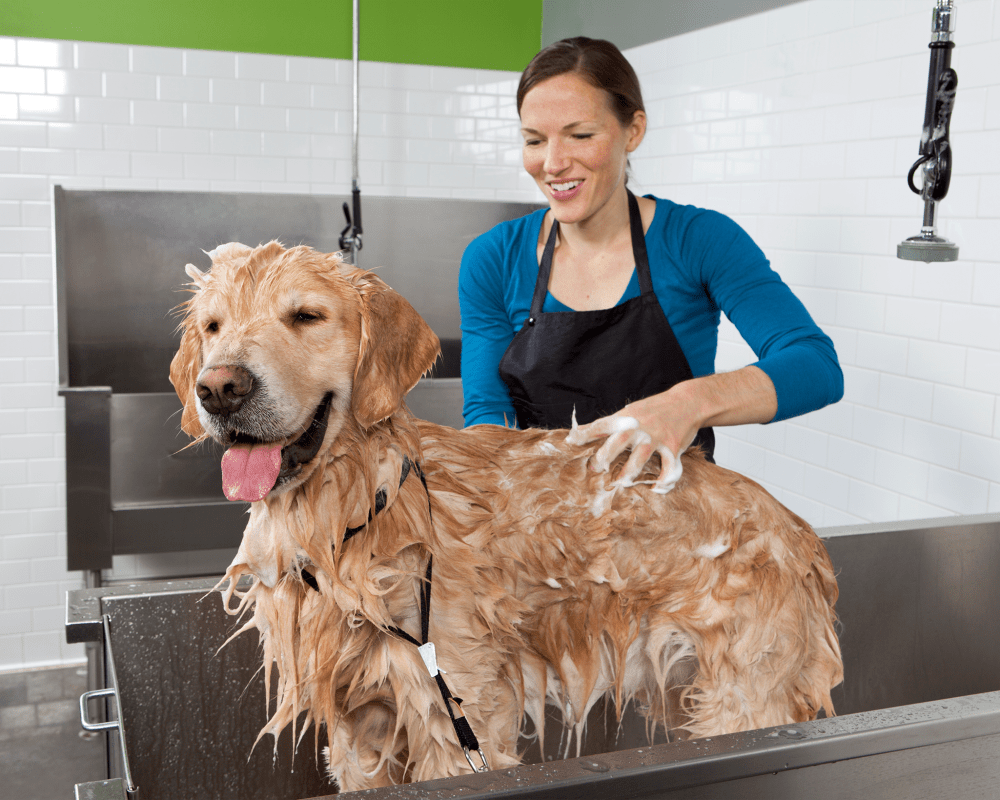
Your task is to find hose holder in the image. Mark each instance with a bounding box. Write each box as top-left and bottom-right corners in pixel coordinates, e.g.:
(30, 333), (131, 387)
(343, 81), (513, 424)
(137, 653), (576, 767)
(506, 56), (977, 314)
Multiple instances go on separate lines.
(339, 185), (363, 262)
(898, 0), (960, 262)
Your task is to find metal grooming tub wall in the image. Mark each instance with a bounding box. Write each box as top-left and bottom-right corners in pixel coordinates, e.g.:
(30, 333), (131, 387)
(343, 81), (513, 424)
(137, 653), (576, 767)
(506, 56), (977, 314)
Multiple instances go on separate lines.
(54, 187), (539, 576)
(68, 513), (1000, 800)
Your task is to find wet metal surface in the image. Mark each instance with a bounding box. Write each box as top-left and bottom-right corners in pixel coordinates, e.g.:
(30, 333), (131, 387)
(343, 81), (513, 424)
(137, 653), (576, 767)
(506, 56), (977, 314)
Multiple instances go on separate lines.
(69, 515), (1000, 799)
(101, 589), (330, 800)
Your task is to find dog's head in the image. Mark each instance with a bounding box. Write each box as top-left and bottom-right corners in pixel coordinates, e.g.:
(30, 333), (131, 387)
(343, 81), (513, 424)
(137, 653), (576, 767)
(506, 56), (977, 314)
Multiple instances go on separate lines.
(170, 241), (440, 502)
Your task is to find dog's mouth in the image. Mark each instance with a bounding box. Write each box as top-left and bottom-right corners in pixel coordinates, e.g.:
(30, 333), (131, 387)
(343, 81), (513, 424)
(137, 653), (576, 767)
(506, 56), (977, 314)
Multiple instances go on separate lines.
(220, 392), (333, 502)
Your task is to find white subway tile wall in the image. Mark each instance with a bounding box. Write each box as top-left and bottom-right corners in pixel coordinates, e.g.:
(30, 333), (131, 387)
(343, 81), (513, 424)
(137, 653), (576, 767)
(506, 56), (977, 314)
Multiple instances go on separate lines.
(0, 37), (535, 670)
(627, 0), (1000, 528)
(0, 0), (998, 670)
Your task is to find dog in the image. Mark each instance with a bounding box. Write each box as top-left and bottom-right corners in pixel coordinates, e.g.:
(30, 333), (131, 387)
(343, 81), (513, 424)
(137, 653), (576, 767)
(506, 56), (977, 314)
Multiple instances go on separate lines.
(169, 241), (843, 792)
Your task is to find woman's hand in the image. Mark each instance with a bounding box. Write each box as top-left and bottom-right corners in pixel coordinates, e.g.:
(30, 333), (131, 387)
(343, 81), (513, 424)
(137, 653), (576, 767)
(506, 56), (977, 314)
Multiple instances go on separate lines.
(565, 366), (779, 494)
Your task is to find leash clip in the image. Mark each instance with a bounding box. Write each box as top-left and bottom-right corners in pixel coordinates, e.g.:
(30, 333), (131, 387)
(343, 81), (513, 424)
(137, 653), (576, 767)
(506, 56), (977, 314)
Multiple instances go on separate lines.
(463, 747), (490, 773)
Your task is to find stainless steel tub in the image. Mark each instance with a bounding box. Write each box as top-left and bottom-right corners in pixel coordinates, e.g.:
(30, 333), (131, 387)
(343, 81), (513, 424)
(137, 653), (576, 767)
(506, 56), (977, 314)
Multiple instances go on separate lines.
(68, 513), (1000, 800)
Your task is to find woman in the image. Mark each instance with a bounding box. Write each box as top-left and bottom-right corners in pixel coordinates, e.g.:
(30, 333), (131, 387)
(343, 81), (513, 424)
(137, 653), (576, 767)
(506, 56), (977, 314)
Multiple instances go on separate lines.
(459, 37), (842, 490)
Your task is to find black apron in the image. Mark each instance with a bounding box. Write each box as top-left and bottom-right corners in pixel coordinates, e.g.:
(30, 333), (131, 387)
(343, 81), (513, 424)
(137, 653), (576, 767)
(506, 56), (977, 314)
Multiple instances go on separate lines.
(498, 190), (715, 460)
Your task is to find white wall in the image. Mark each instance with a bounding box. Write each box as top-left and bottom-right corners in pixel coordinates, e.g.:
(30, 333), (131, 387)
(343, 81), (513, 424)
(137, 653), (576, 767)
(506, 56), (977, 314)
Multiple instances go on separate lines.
(1, 0), (998, 671)
(627, 0), (1000, 528)
(0, 37), (532, 671)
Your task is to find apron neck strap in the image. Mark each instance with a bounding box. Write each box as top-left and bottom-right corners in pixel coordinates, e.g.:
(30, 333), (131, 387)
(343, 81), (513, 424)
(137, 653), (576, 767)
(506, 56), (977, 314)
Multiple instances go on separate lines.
(530, 189), (653, 317)
(626, 190), (654, 294)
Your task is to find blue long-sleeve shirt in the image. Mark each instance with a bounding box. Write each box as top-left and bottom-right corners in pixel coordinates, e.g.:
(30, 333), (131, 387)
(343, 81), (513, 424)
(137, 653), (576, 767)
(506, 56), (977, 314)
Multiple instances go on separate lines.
(459, 196), (843, 428)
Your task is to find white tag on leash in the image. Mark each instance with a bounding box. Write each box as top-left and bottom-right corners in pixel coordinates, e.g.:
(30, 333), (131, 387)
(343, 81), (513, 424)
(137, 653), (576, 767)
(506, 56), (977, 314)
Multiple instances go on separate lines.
(418, 642), (443, 677)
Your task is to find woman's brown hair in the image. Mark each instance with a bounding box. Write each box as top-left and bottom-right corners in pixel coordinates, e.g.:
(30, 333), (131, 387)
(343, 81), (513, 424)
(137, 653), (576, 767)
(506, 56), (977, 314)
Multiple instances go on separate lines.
(516, 36), (645, 126)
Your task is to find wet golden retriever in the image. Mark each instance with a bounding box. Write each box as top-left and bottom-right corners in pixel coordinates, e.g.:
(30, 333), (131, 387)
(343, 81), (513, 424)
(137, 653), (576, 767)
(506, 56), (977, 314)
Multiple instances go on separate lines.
(169, 241), (842, 792)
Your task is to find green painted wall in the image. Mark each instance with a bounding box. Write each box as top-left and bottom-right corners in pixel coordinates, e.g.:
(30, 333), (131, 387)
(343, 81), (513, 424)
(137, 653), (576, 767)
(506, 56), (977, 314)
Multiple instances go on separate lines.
(2, 0), (542, 71)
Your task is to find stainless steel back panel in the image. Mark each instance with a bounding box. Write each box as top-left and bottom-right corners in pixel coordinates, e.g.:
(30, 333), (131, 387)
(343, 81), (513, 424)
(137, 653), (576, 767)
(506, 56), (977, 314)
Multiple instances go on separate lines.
(64, 387), (113, 571)
(108, 380), (464, 510)
(824, 519), (1000, 716)
(68, 380), (466, 568)
(54, 184), (494, 567)
(111, 393), (228, 507)
(54, 187), (540, 392)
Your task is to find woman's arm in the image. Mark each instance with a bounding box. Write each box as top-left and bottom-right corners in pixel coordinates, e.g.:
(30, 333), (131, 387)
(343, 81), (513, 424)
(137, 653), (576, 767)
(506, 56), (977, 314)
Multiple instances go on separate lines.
(459, 232), (519, 427)
(569, 207), (841, 491)
(695, 209), (843, 422)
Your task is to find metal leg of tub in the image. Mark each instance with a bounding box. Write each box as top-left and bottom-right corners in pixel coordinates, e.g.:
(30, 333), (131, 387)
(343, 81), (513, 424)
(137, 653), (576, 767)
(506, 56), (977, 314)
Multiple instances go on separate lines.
(78, 615), (139, 800)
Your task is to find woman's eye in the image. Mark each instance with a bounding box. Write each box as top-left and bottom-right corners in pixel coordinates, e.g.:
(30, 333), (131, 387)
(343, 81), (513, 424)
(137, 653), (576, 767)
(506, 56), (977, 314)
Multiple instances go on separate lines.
(573, 133), (594, 140)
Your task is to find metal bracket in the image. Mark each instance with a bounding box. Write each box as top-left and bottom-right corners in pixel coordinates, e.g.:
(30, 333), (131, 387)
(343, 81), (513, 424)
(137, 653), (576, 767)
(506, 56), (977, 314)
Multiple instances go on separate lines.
(74, 778), (129, 800)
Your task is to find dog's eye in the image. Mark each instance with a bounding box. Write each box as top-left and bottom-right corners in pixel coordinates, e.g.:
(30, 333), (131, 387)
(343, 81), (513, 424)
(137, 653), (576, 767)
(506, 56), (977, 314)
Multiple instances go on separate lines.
(294, 311), (322, 324)
(205, 321), (219, 333)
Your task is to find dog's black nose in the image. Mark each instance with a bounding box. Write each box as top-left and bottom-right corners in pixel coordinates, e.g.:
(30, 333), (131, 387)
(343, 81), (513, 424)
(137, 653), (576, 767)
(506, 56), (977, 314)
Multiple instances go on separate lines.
(197, 365), (255, 416)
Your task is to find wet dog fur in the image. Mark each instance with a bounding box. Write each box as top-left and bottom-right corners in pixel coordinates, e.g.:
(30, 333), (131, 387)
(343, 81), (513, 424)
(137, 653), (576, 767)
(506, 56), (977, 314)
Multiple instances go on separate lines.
(169, 241), (842, 792)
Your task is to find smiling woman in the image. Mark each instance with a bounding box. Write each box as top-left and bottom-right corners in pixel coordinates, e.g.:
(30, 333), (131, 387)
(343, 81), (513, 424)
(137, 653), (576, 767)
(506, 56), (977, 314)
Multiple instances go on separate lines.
(459, 36), (844, 485)
(518, 71), (645, 310)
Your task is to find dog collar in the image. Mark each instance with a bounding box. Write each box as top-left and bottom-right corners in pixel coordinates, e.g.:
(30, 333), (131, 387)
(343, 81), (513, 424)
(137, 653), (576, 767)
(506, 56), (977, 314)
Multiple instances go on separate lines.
(343, 453), (413, 544)
(300, 454), (416, 592)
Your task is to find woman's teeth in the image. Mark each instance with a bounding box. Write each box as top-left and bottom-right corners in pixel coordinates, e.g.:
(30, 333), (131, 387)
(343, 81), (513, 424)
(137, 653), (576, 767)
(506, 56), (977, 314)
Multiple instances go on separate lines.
(551, 180), (582, 192)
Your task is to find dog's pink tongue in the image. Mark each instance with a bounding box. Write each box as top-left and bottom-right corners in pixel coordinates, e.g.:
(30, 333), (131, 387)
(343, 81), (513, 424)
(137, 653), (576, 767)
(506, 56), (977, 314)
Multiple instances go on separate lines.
(221, 442), (282, 502)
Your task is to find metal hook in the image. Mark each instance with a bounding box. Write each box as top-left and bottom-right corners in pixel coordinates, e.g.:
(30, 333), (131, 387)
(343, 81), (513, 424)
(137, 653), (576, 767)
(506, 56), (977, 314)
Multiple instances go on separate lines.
(464, 747), (490, 773)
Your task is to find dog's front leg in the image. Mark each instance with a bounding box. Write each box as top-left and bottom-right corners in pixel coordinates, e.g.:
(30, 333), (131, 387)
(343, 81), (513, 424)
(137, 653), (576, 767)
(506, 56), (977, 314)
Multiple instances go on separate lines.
(324, 701), (409, 791)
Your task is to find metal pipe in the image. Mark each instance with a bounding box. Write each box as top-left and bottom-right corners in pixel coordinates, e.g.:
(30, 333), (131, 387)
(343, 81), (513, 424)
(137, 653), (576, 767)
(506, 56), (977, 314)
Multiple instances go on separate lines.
(353, 0), (359, 194)
(78, 615), (139, 798)
(339, 0), (364, 264)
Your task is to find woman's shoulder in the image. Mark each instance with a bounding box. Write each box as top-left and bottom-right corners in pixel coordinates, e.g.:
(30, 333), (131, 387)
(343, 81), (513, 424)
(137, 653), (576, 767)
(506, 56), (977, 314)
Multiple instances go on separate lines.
(461, 206), (546, 279)
(466, 206), (547, 253)
(644, 195), (766, 289)
(647, 194), (739, 235)
(460, 205), (546, 294)
(647, 194), (759, 260)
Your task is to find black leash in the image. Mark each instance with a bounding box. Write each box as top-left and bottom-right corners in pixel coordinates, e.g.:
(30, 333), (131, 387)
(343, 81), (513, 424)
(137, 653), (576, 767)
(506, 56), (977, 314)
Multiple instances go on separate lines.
(300, 455), (490, 773)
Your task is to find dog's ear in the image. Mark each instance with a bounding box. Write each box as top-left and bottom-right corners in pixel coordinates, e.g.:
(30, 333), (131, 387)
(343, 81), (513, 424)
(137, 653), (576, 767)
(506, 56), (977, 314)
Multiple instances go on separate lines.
(169, 264), (208, 439)
(352, 276), (441, 429)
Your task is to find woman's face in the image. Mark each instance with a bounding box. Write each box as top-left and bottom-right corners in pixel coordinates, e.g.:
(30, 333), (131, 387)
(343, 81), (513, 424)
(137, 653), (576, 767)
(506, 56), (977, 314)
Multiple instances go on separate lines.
(520, 71), (645, 227)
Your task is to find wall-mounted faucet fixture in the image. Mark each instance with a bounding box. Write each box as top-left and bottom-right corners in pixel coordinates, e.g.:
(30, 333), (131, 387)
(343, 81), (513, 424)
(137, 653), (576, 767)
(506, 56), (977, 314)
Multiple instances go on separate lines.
(898, 0), (959, 262)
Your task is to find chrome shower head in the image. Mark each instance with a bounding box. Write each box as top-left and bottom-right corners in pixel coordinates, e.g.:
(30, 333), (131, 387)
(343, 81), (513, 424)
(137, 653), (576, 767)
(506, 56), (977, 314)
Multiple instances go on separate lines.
(897, 233), (959, 262)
